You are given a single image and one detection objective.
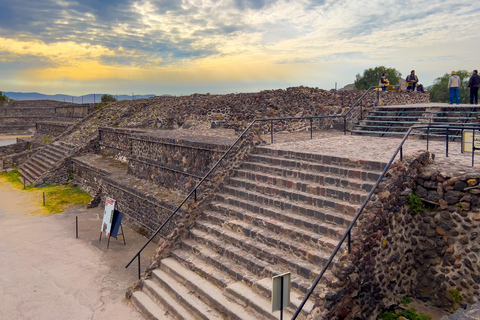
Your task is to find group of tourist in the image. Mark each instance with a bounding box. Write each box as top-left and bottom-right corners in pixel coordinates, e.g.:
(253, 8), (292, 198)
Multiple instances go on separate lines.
(449, 70), (479, 105)
(379, 70), (424, 92)
(379, 69), (480, 105)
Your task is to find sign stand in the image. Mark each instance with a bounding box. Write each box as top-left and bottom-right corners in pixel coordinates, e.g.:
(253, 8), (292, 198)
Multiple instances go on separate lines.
(107, 222), (126, 249)
(272, 273), (291, 320)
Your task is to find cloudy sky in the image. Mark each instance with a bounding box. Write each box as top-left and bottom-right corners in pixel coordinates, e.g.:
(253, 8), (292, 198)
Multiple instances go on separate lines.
(0, 0), (479, 96)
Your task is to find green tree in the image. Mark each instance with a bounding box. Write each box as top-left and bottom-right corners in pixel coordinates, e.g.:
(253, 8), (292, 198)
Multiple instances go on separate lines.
(100, 94), (117, 103)
(0, 91), (10, 102)
(354, 66), (402, 90)
(429, 70), (470, 103)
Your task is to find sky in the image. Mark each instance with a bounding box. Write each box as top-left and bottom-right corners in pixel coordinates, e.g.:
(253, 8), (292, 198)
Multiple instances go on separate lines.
(0, 0), (479, 96)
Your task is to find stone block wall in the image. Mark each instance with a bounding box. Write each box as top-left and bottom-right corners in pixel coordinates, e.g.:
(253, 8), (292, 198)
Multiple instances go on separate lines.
(55, 104), (95, 119)
(0, 140), (30, 159)
(129, 133), (230, 192)
(98, 127), (234, 192)
(310, 152), (480, 319)
(36, 122), (75, 137)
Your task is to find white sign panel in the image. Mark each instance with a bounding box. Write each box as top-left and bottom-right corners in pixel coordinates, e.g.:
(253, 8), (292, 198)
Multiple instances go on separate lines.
(462, 130), (480, 154)
(272, 272), (291, 312)
(101, 197), (116, 237)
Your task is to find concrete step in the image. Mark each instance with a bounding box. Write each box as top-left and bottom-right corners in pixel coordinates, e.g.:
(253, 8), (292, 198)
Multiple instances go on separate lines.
(228, 176), (367, 205)
(35, 153), (55, 166)
(253, 277), (315, 320)
(147, 270), (223, 320)
(27, 157), (49, 173)
(224, 281), (294, 320)
(18, 164), (41, 182)
(171, 248), (249, 289)
(131, 291), (168, 320)
(253, 147), (386, 172)
(220, 184), (359, 217)
(207, 197), (348, 242)
(159, 257), (261, 320)
(214, 189), (353, 227)
(365, 115), (474, 120)
(248, 154), (383, 181)
(17, 167), (35, 184)
(187, 228), (323, 284)
(202, 209), (343, 252)
(194, 219), (334, 269)
(236, 163), (376, 193)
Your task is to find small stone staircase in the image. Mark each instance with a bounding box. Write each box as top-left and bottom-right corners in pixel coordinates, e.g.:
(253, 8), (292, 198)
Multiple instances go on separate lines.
(352, 105), (480, 138)
(132, 145), (386, 319)
(18, 141), (76, 184)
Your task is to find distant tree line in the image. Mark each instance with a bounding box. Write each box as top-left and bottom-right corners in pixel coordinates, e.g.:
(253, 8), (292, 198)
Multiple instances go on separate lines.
(0, 91), (11, 102)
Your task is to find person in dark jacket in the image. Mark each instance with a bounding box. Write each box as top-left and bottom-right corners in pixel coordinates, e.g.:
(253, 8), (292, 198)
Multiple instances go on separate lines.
(406, 70), (418, 92)
(468, 70), (480, 104)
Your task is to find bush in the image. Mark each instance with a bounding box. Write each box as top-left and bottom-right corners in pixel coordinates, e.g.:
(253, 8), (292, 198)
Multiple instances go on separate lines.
(354, 66), (402, 90)
(100, 94), (117, 103)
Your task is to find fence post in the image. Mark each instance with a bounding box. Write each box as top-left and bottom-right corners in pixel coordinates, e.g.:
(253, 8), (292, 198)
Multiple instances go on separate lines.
(310, 118), (313, 139)
(271, 120), (274, 144)
(446, 127), (449, 157)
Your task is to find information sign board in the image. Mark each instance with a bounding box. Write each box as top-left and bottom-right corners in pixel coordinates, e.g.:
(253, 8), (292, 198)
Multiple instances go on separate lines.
(462, 130), (480, 154)
(272, 272), (291, 313)
(101, 197), (116, 237)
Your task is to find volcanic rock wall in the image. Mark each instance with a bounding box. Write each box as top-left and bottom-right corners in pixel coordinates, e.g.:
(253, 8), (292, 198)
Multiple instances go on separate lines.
(311, 152), (480, 319)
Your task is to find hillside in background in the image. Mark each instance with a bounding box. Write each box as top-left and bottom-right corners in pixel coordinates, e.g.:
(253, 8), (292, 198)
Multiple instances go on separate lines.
(4, 92), (160, 103)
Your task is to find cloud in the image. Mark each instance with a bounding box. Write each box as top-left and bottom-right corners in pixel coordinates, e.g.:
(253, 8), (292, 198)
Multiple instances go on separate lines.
(0, 0), (478, 94)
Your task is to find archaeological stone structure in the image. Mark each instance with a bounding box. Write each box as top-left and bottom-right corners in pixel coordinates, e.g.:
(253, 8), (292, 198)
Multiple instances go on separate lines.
(2, 87), (479, 319)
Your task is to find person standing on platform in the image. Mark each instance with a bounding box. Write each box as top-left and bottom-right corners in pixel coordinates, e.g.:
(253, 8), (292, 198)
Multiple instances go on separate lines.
(448, 71), (460, 104)
(406, 70), (418, 92)
(468, 70), (480, 105)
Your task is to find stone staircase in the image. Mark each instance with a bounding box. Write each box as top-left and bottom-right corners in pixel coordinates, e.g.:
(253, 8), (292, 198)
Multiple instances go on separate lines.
(132, 145), (386, 319)
(18, 141), (76, 185)
(352, 105), (480, 138)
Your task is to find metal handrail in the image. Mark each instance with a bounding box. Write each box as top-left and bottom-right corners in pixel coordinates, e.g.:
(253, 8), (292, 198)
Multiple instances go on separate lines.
(291, 124), (480, 319)
(125, 88), (383, 278)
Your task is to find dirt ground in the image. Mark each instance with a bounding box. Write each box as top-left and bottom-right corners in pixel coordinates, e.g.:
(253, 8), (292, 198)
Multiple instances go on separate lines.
(0, 180), (155, 320)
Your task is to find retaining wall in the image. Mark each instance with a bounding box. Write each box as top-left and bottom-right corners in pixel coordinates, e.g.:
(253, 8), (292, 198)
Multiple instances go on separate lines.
(98, 127), (235, 192)
(312, 152), (480, 319)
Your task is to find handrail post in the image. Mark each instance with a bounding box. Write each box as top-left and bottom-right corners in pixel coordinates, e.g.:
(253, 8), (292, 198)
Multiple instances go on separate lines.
(194, 188), (197, 202)
(377, 89), (379, 106)
(427, 124), (430, 151)
(473, 130), (475, 167)
(347, 231), (351, 253)
(270, 120), (274, 144)
(310, 118), (313, 139)
(360, 100), (363, 121)
(138, 254), (141, 279)
(400, 145), (403, 161)
(343, 116), (346, 135)
(446, 127), (449, 157)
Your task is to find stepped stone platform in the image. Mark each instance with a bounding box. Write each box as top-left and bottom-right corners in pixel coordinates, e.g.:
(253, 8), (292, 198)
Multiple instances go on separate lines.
(131, 130), (479, 320)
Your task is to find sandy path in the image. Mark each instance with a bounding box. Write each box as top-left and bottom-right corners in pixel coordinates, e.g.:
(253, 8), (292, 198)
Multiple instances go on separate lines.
(0, 180), (155, 320)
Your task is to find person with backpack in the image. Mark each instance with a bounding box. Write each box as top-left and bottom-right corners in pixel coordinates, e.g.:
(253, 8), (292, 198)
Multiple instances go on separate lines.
(468, 70), (480, 104)
(406, 70), (419, 92)
(448, 71), (460, 104)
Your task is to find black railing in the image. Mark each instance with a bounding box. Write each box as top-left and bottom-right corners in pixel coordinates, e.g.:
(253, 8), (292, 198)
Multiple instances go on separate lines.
(291, 124), (480, 319)
(125, 88), (379, 277)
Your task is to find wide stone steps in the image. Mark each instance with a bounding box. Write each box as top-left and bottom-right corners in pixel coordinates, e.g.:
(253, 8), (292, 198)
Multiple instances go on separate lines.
(248, 154), (382, 181)
(353, 105), (480, 137)
(236, 164), (376, 193)
(202, 209), (342, 252)
(220, 183), (358, 217)
(175, 237), (326, 295)
(19, 142), (76, 184)
(228, 175), (367, 205)
(194, 219), (332, 269)
(208, 198), (347, 243)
